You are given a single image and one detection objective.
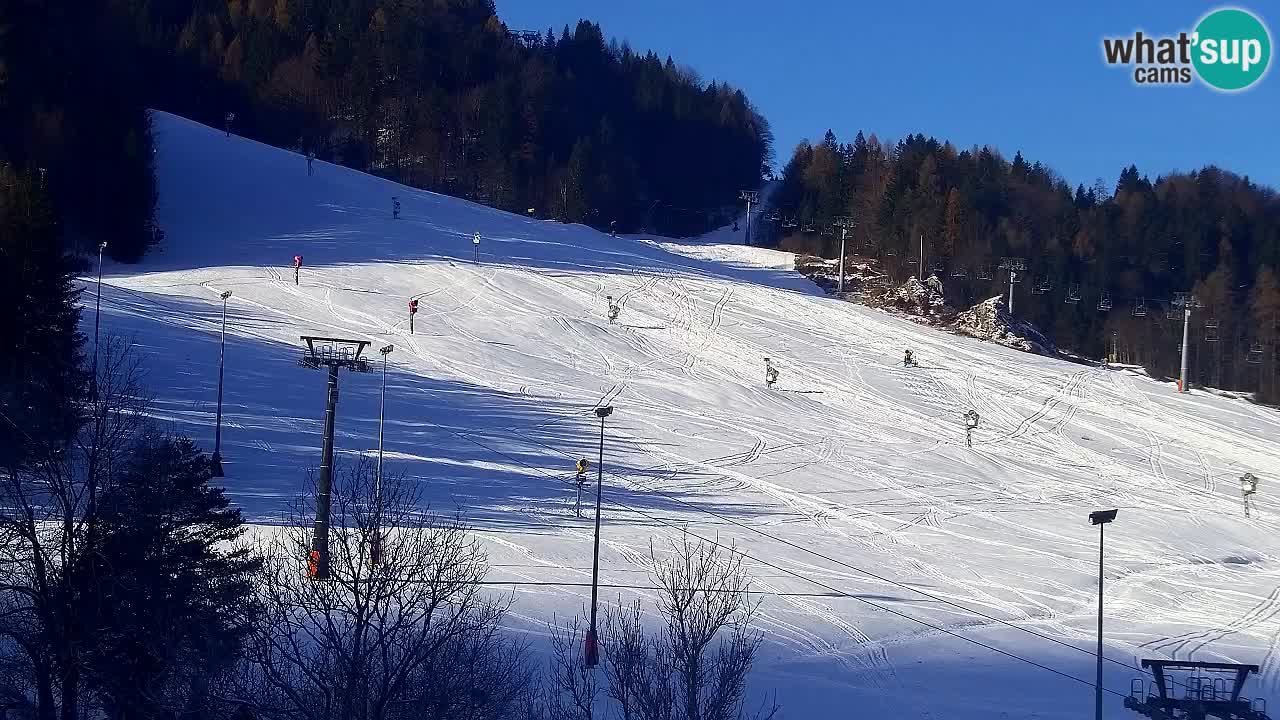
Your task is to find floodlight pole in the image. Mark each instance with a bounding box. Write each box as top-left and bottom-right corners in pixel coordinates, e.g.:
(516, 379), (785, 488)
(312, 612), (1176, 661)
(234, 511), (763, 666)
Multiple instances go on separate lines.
(372, 344), (393, 567)
(212, 290), (233, 476)
(376, 345), (393, 502)
(1089, 509), (1117, 720)
(585, 405), (613, 668)
(91, 241), (107, 400)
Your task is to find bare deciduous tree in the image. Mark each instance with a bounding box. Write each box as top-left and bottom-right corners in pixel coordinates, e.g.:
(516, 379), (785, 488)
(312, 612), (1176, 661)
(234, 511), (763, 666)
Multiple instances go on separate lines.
(650, 534), (775, 720)
(0, 336), (149, 720)
(544, 615), (598, 720)
(547, 533), (778, 720)
(242, 456), (527, 720)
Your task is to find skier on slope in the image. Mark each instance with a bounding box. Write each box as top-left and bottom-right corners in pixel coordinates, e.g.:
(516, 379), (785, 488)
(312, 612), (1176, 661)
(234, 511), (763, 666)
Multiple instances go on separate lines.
(903, 349), (916, 367)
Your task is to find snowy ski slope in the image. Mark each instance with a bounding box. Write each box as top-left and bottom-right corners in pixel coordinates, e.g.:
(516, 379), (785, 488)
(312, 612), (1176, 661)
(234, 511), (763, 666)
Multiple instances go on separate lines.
(87, 111), (1280, 719)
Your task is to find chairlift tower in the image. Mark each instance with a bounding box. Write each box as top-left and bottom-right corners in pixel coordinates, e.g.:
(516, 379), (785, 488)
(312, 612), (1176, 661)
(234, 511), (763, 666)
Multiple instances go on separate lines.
(998, 257), (1027, 314)
(299, 336), (373, 580)
(1173, 293), (1202, 393)
(834, 216), (855, 293)
(739, 190), (759, 245)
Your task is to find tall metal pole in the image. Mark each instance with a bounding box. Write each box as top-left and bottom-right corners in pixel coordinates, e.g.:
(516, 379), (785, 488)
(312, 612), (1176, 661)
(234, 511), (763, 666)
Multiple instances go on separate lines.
(91, 241), (106, 399)
(919, 234), (924, 280)
(212, 290), (232, 476)
(1179, 307), (1192, 392)
(377, 358), (387, 498)
(372, 345), (392, 567)
(838, 228), (847, 294)
(376, 345), (393, 501)
(1096, 521), (1105, 720)
(586, 405), (612, 667)
(310, 364), (340, 580)
(745, 196), (752, 245)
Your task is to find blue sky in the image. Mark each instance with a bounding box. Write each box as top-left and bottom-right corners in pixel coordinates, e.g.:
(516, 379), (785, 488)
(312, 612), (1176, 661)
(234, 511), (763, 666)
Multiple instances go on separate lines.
(497, 0), (1280, 191)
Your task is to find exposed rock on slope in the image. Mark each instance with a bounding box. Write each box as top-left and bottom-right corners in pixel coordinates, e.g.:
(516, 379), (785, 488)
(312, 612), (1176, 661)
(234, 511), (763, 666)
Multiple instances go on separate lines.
(950, 295), (1057, 356)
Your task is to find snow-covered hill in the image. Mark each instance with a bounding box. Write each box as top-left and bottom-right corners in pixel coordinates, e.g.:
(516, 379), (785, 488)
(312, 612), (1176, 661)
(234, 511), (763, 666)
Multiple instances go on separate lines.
(87, 111), (1280, 719)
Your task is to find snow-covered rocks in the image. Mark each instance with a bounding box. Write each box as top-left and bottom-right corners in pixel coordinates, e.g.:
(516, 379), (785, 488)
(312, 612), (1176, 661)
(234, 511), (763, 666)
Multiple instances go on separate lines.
(949, 295), (1057, 356)
(879, 274), (952, 318)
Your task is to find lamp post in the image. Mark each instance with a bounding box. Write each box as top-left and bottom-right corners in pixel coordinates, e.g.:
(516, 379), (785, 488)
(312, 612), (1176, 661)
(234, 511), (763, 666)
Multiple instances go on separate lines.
(211, 290), (233, 476)
(371, 344), (394, 567)
(91, 241), (107, 400)
(585, 405), (614, 668)
(1089, 509), (1117, 720)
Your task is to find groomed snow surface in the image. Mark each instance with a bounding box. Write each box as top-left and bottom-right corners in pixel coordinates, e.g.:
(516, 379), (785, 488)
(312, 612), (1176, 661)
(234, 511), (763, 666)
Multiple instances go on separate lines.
(87, 112), (1280, 719)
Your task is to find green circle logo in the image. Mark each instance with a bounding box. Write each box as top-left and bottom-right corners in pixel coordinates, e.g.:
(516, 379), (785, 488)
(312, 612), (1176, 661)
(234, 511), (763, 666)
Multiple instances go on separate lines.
(1192, 8), (1271, 91)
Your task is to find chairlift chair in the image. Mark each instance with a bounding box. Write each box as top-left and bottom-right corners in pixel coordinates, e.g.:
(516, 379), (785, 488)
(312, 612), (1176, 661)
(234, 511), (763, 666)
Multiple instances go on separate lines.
(1247, 341), (1264, 364)
(951, 266), (968, 278)
(1205, 317), (1220, 342)
(977, 265), (992, 280)
(1098, 291), (1113, 312)
(1065, 283), (1081, 304)
(1166, 303), (1179, 320)
(1133, 297), (1147, 317)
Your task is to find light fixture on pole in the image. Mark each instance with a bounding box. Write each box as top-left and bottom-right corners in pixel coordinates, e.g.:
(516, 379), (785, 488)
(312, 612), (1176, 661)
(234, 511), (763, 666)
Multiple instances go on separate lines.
(584, 404), (614, 668)
(211, 289), (233, 477)
(91, 241), (107, 401)
(1089, 509), (1117, 720)
(371, 343), (394, 567)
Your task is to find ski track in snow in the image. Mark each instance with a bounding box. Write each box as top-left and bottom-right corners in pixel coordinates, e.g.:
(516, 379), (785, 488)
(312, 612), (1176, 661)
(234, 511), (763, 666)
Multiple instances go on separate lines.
(83, 111), (1280, 720)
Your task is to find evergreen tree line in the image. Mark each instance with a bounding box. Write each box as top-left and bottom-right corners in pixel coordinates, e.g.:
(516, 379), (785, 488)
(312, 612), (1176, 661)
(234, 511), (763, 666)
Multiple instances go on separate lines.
(771, 131), (1280, 402)
(109, 0), (772, 237)
(0, 0), (161, 262)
